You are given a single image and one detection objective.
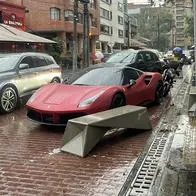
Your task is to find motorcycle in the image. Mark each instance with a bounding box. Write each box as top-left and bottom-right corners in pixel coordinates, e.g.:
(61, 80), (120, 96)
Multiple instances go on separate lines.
(162, 63), (176, 97)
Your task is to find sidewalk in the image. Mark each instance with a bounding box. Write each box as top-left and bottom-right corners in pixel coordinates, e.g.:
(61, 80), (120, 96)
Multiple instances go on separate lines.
(119, 65), (196, 196)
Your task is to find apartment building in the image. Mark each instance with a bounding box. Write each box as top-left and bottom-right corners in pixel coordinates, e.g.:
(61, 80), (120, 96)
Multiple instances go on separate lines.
(4, 0), (100, 54)
(175, 0), (192, 48)
(98, 0), (126, 53)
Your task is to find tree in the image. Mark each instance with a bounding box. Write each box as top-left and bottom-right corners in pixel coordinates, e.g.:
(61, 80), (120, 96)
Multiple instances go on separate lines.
(184, 14), (194, 38)
(136, 7), (173, 51)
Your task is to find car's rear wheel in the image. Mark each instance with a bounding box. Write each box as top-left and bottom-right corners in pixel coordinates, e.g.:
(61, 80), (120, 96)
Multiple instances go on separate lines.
(154, 82), (163, 105)
(110, 93), (126, 109)
(0, 86), (18, 113)
(51, 77), (61, 83)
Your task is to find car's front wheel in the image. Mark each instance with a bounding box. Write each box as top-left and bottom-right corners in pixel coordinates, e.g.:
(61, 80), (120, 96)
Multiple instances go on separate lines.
(0, 86), (18, 113)
(154, 82), (163, 105)
(51, 77), (61, 83)
(110, 93), (126, 109)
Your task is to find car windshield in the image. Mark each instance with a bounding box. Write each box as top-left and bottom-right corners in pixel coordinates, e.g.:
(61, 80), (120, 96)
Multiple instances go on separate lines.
(72, 67), (123, 86)
(0, 55), (19, 72)
(106, 50), (136, 63)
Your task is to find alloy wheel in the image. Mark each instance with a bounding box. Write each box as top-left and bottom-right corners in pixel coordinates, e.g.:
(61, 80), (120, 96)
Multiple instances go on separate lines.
(1, 87), (17, 113)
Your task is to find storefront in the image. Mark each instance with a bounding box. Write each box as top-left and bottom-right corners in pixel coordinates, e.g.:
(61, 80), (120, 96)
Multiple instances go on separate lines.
(0, 1), (25, 31)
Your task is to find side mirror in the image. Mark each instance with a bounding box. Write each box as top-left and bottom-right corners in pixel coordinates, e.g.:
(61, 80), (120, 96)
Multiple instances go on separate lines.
(129, 79), (136, 87)
(19, 63), (29, 70)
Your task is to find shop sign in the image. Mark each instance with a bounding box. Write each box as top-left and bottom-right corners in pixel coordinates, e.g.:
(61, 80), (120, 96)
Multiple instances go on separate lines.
(3, 13), (24, 29)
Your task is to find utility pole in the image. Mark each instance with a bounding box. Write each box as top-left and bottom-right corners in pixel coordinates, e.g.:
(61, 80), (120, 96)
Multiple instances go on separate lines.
(83, 2), (90, 67)
(157, 14), (160, 50)
(193, 0), (196, 86)
(127, 16), (130, 49)
(72, 0), (78, 71)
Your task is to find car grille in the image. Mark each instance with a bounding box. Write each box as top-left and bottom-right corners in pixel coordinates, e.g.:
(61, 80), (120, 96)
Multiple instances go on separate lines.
(27, 109), (86, 125)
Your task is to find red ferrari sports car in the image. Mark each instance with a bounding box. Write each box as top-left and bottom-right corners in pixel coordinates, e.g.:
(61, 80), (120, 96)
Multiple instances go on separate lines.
(26, 65), (163, 125)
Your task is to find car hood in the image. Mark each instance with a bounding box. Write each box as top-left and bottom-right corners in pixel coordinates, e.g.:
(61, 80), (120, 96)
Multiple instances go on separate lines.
(0, 71), (16, 82)
(27, 84), (110, 111)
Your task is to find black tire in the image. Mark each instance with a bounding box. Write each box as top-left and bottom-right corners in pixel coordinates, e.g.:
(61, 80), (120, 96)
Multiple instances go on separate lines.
(0, 86), (18, 113)
(51, 77), (61, 83)
(154, 82), (163, 105)
(110, 93), (126, 109)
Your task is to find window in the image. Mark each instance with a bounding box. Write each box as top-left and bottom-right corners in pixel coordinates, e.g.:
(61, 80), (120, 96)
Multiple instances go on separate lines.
(143, 52), (153, 62)
(64, 10), (73, 21)
(118, 2), (123, 11)
(123, 68), (140, 85)
(20, 56), (34, 68)
(176, 22), (184, 27)
(136, 53), (144, 62)
(100, 8), (112, 20)
(118, 29), (123, 37)
(118, 16), (123, 25)
(176, 16), (184, 21)
(102, 0), (112, 4)
(89, 0), (97, 9)
(89, 15), (97, 27)
(45, 57), (55, 65)
(100, 24), (112, 35)
(176, 10), (184, 15)
(50, 8), (61, 20)
(33, 56), (47, 67)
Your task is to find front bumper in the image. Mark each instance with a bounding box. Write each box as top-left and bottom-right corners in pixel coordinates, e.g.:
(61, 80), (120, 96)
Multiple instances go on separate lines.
(27, 109), (86, 126)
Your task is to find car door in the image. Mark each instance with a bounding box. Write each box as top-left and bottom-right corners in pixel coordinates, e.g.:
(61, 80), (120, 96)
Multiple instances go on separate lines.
(16, 56), (39, 96)
(32, 55), (49, 87)
(123, 68), (153, 105)
(32, 55), (59, 86)
(122, 68), (143, 105)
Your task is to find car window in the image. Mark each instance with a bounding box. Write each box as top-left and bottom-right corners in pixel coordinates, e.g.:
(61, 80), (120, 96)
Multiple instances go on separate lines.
(45, 56), (55, 65)
(151, 52), (159, 61)
(72, 67), (123, 86)
(136, 53), (144, 62)
(123, 68), (140, 85)
(106, 50), (136, 63)
(20, 56), (34, 69)
(33, 56), (47, 67)
(143, 52), (153, 62)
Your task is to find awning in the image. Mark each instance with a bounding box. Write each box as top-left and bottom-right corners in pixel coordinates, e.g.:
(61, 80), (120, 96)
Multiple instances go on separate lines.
(131, 39), (147, 47)
(0, 24), (55, 43)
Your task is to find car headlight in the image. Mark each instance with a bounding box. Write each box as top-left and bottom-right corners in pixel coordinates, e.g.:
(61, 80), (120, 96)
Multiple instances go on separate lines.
(78, 90), (105, 108)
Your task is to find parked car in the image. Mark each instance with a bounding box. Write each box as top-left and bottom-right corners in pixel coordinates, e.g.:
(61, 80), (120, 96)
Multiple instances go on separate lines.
(26, 65), (163, 125)
(103, 49), (163, 73)
(0, 52), (62, 113)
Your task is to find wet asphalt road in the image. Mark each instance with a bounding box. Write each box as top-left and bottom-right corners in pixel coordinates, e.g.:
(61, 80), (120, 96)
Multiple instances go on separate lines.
(0, 79), (181, 195)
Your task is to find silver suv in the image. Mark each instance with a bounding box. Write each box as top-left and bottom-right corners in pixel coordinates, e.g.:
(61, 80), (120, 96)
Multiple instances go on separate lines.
(0, 52), (62, 113)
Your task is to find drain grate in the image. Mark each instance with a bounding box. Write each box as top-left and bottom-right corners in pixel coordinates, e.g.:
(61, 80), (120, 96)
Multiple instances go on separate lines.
(127, 130), (170, 196)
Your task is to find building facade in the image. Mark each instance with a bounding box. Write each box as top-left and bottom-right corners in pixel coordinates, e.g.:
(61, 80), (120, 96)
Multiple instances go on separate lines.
(98, 0), (126, 53)
(4, 0), (100, 55)
(0, 0), (25, 31)
(174, 0), (193, 48)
